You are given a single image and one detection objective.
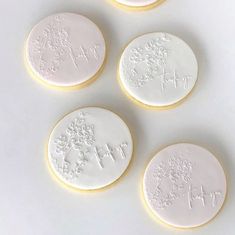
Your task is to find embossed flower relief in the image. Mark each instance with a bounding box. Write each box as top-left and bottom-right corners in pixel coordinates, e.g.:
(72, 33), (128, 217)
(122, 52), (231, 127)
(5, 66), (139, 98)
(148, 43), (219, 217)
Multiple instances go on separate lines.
(30, 16), (100, 79)
(66, 118), (95, 149)
(148, 156), (193, 210)
(51, 112), (129, 181)
(126, 33), (192, 91)
(149, 156), (222, 210)
(52, 112), (94, 180)
(31, 16), (72, 78)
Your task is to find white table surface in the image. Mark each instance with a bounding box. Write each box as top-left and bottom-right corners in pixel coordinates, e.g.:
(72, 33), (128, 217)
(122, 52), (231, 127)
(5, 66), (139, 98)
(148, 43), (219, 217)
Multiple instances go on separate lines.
(1, 0), (234, 234)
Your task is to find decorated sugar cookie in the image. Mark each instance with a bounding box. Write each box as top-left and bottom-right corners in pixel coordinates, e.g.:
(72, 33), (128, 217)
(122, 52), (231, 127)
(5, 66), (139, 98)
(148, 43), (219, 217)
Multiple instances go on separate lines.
(119, 33), (198, 108)
(143, 143), (226, 228)
(112, 0), (163, 10)
(47, 107), (133, 190)
(25, 13), (106, 89)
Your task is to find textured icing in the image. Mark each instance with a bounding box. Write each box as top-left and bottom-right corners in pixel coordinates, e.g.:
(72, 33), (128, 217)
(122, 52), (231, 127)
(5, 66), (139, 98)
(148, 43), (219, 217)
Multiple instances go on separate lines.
(48, 107), (133, 190)
(119, 33), (198, 107)
(143, 143), (226, 228)
(115, 0), (159, 7)
(26, 13), (106, 88)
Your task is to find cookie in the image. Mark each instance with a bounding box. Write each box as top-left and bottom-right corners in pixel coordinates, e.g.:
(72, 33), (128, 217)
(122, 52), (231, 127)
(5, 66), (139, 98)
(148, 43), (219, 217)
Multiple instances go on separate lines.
(47, 107), (133, 190)
(143, 143), (226, 228)
(25, 13), (106, 89)
(119, 33), (198, 109)
(112, 0), (164, 11)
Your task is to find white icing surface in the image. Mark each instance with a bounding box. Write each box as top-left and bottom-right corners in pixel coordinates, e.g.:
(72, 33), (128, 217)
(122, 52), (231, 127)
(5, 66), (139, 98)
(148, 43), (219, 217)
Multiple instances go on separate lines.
(119, 33), (198, 107)
(25, 13), (106, 88)
(48, 107), (133, 190)
(115, 0), (159, 7)
(143, 143), (226, 228)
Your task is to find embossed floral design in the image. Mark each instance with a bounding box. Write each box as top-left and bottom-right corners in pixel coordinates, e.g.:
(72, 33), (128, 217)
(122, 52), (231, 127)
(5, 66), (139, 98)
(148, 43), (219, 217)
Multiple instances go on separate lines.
(54, 134), (71, 155)
(66, 117), (95, 149)
(54, 112), (94, 158)
(31, 15), (77, 78)
(126, 33), (192, 91)
(30, 15), (101, 79)
(150, 156), (193, 210)
(51, 112), (129, 182)
(129, 36), (169, 67)
(52, 112), (95, 180)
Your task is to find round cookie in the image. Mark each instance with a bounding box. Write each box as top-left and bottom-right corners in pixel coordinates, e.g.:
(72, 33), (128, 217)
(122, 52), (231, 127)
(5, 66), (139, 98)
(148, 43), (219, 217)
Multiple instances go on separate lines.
(47, 107), (133, 190)
(112, 0), (164, 10)
(143, 143), (226, 228)
(25, 13), (106, 89)
(118, 33), (198, 108)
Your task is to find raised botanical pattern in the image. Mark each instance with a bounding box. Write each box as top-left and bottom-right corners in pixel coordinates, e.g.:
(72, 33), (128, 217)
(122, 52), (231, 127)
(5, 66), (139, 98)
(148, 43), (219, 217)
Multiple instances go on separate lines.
(125, 33), (192, 91)
(148, 155), (222, 210)
(50, 112), (128, 182)
(30, 15), (100, 79)
(149, 156), (193, 209)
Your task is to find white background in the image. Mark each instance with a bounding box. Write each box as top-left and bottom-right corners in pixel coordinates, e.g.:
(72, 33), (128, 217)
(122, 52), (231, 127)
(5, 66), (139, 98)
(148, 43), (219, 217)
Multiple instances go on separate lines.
(0, 0), (234, 234)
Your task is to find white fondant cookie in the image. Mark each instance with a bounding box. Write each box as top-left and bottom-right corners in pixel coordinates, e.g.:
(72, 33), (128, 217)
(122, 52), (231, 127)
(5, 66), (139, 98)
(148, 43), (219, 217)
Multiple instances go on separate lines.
(48, 107), (133, 190)
(119, 33), (198, 108)
(143, 143), (226, 228)
(25, 13), (106, 88)
(114, 0), (161, 8)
